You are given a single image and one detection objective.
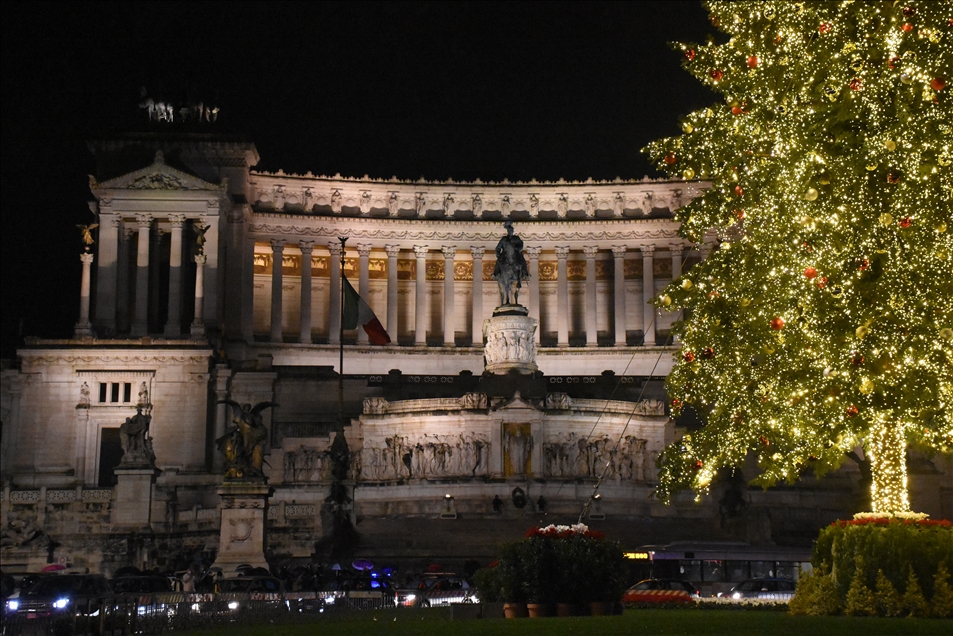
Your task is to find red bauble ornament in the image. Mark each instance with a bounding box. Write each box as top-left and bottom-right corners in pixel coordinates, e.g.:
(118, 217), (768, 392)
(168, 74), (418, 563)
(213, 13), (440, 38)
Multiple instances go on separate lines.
(770, 317), (785, 330)
(731, 105), (744, 115)
(931, 77), (947, 91)
(858, 258), (869, 271)
(902, 22), (913, 33)
(692, 460), (704, 471)
(888, 56), (901, 69)
(804, 267), (818, 279)
(818, 23), (832, 34)
(747, 55), (759, 68)
(707, 290), (720, 300)
(887, 170), (902, 184)
(816, 276), (828, 289)
(734, 185), (744, 197)
(710, 68), (724, 81)
(802, 241), (812, 252)
(846, 405), (859, 417)
(759, 435), (770, 446)
(733, 208), (745, 220)
(685, 48), (697, 61)
(902, 6), (916, 18)
(671, 397), (681, 409)
(899, 216), (912, 228)
(851, 352), (865, 365)
(850, 78), (863, 91)
(683, 351), (696, 363)
(664, 152), (677, 165)
(702, 347), (715, 359)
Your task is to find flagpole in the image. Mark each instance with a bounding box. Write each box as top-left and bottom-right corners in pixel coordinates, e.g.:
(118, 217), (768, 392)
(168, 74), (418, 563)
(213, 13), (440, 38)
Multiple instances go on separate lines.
(338, 236), (347, 430)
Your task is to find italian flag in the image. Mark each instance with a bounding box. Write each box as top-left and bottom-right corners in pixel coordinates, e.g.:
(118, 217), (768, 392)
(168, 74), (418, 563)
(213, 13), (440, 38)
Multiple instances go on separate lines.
(342, 276), (391, 345)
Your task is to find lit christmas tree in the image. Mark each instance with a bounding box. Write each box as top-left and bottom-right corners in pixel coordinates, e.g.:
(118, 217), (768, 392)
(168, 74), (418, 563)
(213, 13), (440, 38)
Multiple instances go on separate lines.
(646, 1), (952, 514)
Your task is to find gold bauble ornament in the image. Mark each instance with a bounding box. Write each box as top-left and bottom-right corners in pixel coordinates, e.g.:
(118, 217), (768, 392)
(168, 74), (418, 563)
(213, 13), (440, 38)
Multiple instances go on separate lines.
(859, 378), (874, 394)
(683, 168), (695, 179)
(866, 163), (879, 171)
(938, 154), (951, 166)
(940, 328), (953, 340)
(936, 222), (947, 232)
(682, 122), (694, 133)
(740, 298), (751, 307)
(763, 344), (776, 354)
(856, 325), (868, 339)
(804, 188), (819, 201)
(660, 294), (672, 307)
(681, 279), (693, 290)
(884, 140), (897, 151)
(818, 173), (831, 185)
(879, 213), (894, 226)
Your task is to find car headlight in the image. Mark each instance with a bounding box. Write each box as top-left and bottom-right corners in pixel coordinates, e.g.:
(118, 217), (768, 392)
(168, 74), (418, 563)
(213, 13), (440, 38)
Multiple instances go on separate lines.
(732, 592), (742, 600)
(190, 603), (201, 612)
(7, 600), (19, 611)
(227, 601), (240, 610)
(53, 598), (70, 610)
(405, 594), (415, 602)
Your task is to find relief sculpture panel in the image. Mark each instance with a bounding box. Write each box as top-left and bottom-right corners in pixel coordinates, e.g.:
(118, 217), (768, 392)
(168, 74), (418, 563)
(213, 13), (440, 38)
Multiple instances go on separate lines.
(542, 433), (651, 481)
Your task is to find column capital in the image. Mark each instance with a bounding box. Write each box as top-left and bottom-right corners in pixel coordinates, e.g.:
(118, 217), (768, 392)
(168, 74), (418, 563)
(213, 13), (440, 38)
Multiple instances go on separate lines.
(525, 246), (542, 259)
(168, 214), (186, 227)
(80, 252), (94, 265)
(135, 213), (153, 228)
(195, 254), (207, 265)
(413, 245), (429, 259)
(385, 244), (401, 258)
(123, 225), (135, 240)
(469, 246), (484, 259)
(669, 243), (685, 257)
(640, 244), (656, 256)
(270, 239), (286, 253)
(106, 214), (122, 229)
(357, 243), (373, 257)
(611, 245), (627, 258)
(298, 240), (315, 254)
(583, 245), (599, 258)
(555, 246), (571, 259)
(441, 246), (457, 260)
(327, 242), (343, 257)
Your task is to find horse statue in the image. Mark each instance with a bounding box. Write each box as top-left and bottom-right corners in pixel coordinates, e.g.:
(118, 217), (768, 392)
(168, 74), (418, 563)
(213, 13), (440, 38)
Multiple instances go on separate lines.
(492, 221), (529, 306)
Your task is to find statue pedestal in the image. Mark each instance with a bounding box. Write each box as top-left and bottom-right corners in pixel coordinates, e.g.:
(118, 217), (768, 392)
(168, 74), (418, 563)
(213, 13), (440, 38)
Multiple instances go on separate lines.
(112, 466), (158, 529)
(212, 481), (273, 575)
(483, 306), (538, 375)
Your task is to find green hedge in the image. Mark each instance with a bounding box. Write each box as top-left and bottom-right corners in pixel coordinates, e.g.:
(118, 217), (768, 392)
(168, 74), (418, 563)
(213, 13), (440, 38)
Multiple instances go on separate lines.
(790, 517), (953, 618)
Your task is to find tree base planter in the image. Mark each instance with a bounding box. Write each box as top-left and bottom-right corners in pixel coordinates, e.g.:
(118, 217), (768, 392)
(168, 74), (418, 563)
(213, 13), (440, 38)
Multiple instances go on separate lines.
(527, 603), (554, 617)
(589, 601), (614, 616)
(482, 602), (506, 619)
(556, 603), (587, 616)
(504, 603), (528, 618)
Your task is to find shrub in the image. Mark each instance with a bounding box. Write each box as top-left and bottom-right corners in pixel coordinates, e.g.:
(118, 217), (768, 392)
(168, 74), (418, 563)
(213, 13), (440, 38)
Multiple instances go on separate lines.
(473, 564), (503, 603)
(931, 562), (953, 619)
(901, 567), (929, 618)
(874, 569), (902, 617)
(844, 557), (876, 616)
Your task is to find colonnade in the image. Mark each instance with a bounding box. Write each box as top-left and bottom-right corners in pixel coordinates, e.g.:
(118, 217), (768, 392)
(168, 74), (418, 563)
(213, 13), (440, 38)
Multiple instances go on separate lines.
(260, 241), (693, 347)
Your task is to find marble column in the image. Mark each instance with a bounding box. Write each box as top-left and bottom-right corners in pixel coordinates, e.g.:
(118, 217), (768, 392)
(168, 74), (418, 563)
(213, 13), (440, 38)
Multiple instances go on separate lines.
(612, 246), (627, 346)
(241, 237), (256, 343)
(117, 225), (133, 334)
(583, 246), (598, 346)
(385, 245), (400, 345)
(131, 214), (153, 336)
(414, 246), (428, 345)
(328, 242), (342, 345)
(442, 246), (456, 346)
(164, 215), (185, 337)
(356, 244), (372, 345)
(670, 243), (684, 343)
(191, 254), (206, 337)
(469, 246), (484, 346)
(270, 239), (286, 343)
(212, 363), (231, 473)
(555, 246), (570, 347)
(526, 246), (541, 344)
(298, 241), (315, 344)
(75, 252), (95, 338)
(94, 213), (119, 332)
(641, 245), (656, 346)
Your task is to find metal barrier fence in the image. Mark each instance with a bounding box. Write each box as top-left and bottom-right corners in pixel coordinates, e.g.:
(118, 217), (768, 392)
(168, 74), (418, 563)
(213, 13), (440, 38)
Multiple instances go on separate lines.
(1, 591), (395, 635)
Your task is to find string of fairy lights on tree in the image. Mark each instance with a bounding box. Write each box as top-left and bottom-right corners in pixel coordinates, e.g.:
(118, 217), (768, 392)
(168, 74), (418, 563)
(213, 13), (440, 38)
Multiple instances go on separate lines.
(644, 1), (952, 513)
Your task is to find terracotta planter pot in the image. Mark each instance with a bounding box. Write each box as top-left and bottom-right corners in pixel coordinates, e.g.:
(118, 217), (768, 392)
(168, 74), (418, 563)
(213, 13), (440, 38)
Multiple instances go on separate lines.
(556, 603), (587, 617)
(527, 603), (554, 617)
(588, 601), (614, 616)
(504, 602), (528, 618)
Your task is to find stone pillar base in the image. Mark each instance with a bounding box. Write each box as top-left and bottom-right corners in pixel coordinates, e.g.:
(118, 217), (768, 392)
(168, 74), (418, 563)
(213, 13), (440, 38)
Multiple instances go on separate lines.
(112, 466), (159, 529)
(212, 481), (273, 575)
(483, 306), (538, 375)
(73, 322), (94, 339)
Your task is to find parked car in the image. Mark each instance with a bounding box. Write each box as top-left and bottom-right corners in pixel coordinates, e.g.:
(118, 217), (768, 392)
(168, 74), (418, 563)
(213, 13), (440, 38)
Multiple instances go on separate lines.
(623, 579), (699, 605)
(395, 575), (476, 607)
(718, 578), (796, 601)
(210, 576), (287, 617)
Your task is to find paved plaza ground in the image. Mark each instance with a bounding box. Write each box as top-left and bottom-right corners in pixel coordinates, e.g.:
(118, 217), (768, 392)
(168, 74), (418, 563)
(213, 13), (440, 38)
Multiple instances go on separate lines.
(185, 607), (951, 635)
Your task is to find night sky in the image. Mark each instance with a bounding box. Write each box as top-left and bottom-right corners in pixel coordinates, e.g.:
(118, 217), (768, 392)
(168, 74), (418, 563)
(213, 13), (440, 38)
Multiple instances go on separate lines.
(0, 1), (716, 357)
